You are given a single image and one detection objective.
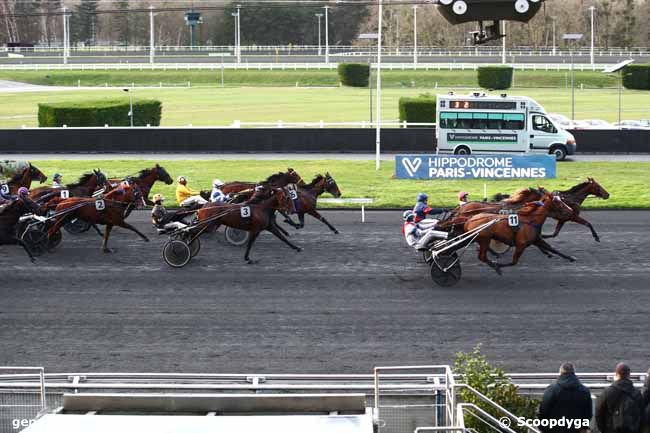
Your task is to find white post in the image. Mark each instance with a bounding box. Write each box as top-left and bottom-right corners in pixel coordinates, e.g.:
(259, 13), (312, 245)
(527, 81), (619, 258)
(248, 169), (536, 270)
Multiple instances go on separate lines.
(62, 7), (68, 64)
(149, 6), (155, 65)
(589, 6), (595, 66)
(501, 20), (506, 64)
(375, 0), (382, 171)
(316, 14), (322, 57)
(412, 5), (417, 66)
(552, 18), (556, 56)
(237, 5), (242, 64)
(324, 6), (329, 64)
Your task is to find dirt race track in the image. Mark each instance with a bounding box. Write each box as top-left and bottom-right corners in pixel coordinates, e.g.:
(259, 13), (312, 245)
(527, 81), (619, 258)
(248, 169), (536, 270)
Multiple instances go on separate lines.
(1, 210), (648, 374)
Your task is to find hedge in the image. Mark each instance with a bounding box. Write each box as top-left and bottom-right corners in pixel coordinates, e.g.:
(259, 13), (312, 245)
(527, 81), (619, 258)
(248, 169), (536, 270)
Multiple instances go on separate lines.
(622, 64), (650, 90)
(337, 63), (370, 87)
(477, 66), (514, 90)
(38, 99), (162, 127)
(398, 95), (437, 125)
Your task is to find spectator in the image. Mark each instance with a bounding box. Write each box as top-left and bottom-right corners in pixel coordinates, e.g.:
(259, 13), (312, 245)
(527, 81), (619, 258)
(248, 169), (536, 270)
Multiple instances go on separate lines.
(641, 369), (650, 433)
(596, 363), (644, 433)
(538, 363), (592, 433)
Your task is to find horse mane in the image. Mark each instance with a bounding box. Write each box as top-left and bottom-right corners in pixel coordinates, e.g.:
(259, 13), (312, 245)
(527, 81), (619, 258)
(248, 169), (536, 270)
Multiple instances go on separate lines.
(264, 172), (288, 184)
(67, 172), (96, 188)
(502, 187), (539, 204)
(135, 167), (154, 180)
(304, 174), (324, 188)
(562, 181), (590, 194)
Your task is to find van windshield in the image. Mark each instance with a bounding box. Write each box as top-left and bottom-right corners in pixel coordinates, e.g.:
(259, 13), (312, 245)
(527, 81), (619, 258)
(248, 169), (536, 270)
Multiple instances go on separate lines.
(440, 112), (525, 130)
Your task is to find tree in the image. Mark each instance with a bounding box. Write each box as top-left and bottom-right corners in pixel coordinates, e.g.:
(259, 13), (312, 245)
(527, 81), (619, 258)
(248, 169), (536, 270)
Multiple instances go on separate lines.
(71, 0), (98, 45)
(109, 0), (130, 46)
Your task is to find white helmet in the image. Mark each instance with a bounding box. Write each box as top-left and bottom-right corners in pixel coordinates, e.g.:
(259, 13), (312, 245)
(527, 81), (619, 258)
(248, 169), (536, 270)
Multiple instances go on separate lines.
(213, 179), (224, 187)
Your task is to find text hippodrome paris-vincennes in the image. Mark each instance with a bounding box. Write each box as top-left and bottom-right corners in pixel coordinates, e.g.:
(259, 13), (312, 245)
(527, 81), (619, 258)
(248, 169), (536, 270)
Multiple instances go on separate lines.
(427, 156), (547, 179)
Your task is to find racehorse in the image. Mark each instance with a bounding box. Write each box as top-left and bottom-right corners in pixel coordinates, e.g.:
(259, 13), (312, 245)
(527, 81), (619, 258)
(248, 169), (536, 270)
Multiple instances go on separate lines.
(195, 186), (301, 264)
(47, 183), (148, 253)
(108, 164), (174, 206)
(2, 162), (48, 194)
(0, 195), (44, 262)
(464, 192), (576, 275)
(29, 169), (110, 207)
(282, 173), (342, 234)
(543, 177), (610, 242)
(220, 169), (303, 195)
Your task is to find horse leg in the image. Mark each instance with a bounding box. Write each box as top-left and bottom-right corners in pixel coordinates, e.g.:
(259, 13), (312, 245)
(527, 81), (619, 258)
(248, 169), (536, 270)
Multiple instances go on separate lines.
(271, 216), (290, 237)
(280, 211), (300, 229)
(497, 242), (527, 270)
(267, 225), (303, 252)
(102, 225), (113, 253)
(298, 213), (305, 229)
(571, 214), (601, 242)
(117, 221), (150, 242)
(477, 237), (502, 276)
(91, 224), (103, 238)
(307, 209), (338, 234)
(534, 238), (577, 262)
(244, 231), (260, 264)
(16, 239), (36, 263)
(542, 220), (566, 239)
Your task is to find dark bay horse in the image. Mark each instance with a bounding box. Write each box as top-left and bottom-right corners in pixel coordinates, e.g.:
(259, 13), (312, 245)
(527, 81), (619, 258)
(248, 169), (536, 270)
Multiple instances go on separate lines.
(4, 162), (48, 194)
(196, 187), (300, 264)
(108, 164), (174, 206)
(0, 196), (43, 262)
(464, 192), (576, 275)
(221, 169), (303, 195)
(29, 169), (110, 208)
(47, 183), (148, 253)
(282, 173), (342, 234)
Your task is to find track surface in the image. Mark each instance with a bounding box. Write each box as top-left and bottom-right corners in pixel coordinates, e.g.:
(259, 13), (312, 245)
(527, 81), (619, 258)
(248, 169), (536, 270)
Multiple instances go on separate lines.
(1, 210), (648, 373)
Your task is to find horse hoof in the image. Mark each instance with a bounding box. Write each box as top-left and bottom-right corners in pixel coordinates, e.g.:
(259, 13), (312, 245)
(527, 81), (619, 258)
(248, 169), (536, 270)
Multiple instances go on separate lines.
(30, 257), (36, 264)
(103, 248), (113, 254)
(143, 237), (150, 242)
(569, 256), (577, 262)
(247, 259), (259, 265)
(334, 230), (340, 235)
(594, 237), (600, 243)
(495, 267), (503, 276)
(295, 247), (303, 253)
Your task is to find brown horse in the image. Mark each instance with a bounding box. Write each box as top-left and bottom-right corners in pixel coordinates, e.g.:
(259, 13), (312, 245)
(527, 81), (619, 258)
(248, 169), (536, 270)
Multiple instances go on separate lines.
(221, 169), (303, 195)
(47, 183), (148, 253)
(282, 173), (342, 234)
(0, 195), (44, 262)
(108, 164), (174, 206)
(29, 169), (110, 208)
(196, 186), (300, 264)
(5, 163), (48, 194)
(543, 177), (610, 242)
(464, 192), (576, 275)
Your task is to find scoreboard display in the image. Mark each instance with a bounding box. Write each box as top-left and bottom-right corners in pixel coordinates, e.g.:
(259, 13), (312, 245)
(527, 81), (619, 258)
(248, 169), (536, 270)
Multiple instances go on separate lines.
(449, 100), (518, 110)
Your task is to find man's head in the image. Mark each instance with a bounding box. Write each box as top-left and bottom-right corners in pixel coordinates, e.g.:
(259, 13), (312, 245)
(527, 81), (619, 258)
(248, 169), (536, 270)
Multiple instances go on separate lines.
(615, 363), (631, 381)
(458, 191), (469, 202)
(559, 362), (575, 375)
(152, 193), (164, 205)
(53, 173), (62, 182)
(213, 179), (224, 188)
(416, 193), (428, 203)
(177, 176), (187, 185)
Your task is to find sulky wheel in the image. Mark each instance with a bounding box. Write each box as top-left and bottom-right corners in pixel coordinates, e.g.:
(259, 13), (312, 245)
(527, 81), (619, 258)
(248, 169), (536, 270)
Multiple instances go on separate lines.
(21, 227), (49, 257)
(48, 229), (63, 251)
(189, 237), (201, 258)
(162, 240), (192, 268)
(64, 218), (91, 235)
(224, 227), (249, 247)
(422, 249), (433, 264)
(430, 253), (462, 287)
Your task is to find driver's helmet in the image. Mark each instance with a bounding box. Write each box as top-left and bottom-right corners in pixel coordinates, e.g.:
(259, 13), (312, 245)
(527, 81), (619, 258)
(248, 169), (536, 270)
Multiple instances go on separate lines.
(416, 193), (428, 203)
(152, 193), (164, 203)
(402, 210), (414, 221)
(17, 187), (29, 197)
(458, 191), (469, 201)
(53, 173), (62, 181)
(213, 179), (224, 188)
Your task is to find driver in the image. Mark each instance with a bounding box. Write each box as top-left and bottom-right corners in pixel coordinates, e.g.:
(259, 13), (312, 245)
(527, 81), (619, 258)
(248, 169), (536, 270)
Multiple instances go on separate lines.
(151, 193), (187, 232)
(402, 210), (448, 250)
(413, 193), (446, 224)
(210, 179), (230, 203)
(175, 176), (207, 208)
(52, 173), (64, 188)
(458, 191), (470, 206)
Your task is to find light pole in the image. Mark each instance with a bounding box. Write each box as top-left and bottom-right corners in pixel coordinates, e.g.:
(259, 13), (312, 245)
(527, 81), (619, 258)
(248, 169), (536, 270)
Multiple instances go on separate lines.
(232, 7), (241, 64)
(501, 20), (506, 64)
(551, 17), (556, 56)
(603, 59), (635, 124)
(412, 5), (418, 65)
(376, 0), (383, 171)
(315, 13), (323, 57)
(324, 6), (329, 64)
(589, 6), (596, 66)
(563, 33), (583, 121)
(149, 6), (155, 65)
(123, 88), (134, 127)
(359, 33), (379, 125)
(62, 6), (69, 64)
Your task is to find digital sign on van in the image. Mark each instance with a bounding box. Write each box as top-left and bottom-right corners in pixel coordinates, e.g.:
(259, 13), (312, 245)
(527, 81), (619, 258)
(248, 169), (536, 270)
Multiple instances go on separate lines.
(448, 133), (517, 143)
(449, 100), (517, 110)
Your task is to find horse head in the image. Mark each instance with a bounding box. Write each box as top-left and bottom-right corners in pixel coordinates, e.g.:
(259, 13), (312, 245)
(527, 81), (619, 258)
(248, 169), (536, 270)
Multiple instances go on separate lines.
(29, 163), (48, 184)
(586, 177), (610, 200)
(155, 164), (174, 185)
(286, 168), (303, 186)
(324, 172), (342, 198)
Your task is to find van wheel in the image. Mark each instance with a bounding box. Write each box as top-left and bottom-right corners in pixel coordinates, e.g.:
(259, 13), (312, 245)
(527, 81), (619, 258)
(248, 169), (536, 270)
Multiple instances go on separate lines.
(550, 146), (567, 161)
(454, 146), (471, 156)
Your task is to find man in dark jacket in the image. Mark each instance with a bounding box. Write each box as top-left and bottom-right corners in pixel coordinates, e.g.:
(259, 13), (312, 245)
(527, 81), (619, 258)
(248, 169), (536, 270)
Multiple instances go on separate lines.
(538, 363), (593, 433)
(642, 368), (650, 433)
(596, 363), (644, 433)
